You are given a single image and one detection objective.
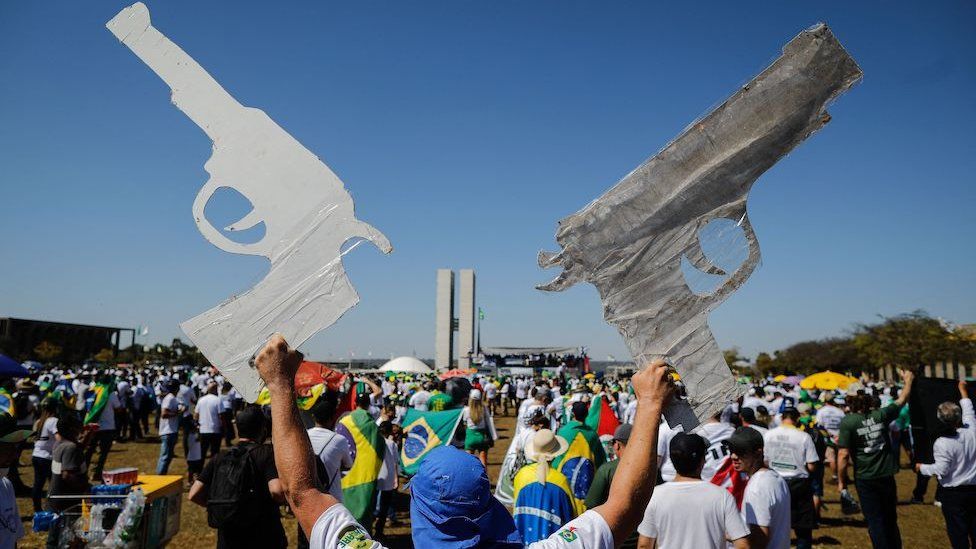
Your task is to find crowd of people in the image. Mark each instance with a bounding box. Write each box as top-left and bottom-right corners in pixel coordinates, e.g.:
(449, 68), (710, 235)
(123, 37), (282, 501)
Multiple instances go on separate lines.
(0, 339), (974, 548)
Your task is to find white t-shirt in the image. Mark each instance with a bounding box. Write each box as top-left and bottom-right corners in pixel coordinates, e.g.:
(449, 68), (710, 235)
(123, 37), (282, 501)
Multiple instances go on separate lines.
(741, 469), (792, 549)
(307, 427), (353, 501)
(409, 390), (431, 411)
(638, 481), (749, 549)
(0, 477), (25, 549)
(32, 417), (59, 460)
(159, 394), (181, 436)
(764, 426), (818, 479)
(376, 438), (399, 492)
(308, 503), (612, 549)
(741, 396), (766, 412)
(178, 385), (196, 417)
(815, 406), (845, 439)
(697, 422), (736, 482)
(98, 392), (123, 431)
(195, 394), (223, 434)
(746, 424), (768, 436)
(657, 417), (682, 482)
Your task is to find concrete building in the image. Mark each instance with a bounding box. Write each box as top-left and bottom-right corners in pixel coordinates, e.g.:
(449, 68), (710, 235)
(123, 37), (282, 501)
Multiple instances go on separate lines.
(435, 269), (455, 369)
(458, 269), (476, 369)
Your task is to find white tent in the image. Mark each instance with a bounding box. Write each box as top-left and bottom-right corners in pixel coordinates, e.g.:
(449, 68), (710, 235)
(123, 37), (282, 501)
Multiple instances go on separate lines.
(378, 356), (433, 374)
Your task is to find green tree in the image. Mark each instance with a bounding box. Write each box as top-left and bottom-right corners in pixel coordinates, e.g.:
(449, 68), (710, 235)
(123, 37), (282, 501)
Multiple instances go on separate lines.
(754, 352), (775, 376)
(34, 341), (62, 362)
(853, 311), (976, 371)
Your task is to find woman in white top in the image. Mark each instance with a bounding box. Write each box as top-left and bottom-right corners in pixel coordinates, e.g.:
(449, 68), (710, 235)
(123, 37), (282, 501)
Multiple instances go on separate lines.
(30, 398), (59, 512)
(463, 389), (496, 467)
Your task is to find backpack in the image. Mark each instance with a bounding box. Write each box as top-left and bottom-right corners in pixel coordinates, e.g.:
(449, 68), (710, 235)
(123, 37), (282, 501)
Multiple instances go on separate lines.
(206, 444), (259, 528)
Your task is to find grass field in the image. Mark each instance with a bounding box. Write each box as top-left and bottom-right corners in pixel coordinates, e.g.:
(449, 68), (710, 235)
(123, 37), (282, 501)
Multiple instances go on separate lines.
(14, 414), (950, 548)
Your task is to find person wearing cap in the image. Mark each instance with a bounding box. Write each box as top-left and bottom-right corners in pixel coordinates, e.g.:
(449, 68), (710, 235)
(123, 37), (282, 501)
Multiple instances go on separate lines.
(914, 379), (976, 549)
(637, 432), (750, 549)
(512, 428), (583, 543)
(727, 426), (792, 549)
(762, 406), (818, 549)
(837, 369), (914, 549)
(463, 388), (496, 467)
(585, 424), (638, 549)
(0, 412), (32, 546)
(254, 334), (675, 549)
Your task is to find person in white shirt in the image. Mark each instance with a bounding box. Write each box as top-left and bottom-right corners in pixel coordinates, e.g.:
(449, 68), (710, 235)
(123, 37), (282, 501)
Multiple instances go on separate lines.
(252, 335), (676, 549)
(815, 397), (846, 481)
(637, 432), (750, 549)
(763, 407), (819, 549)
(0, 414), (32, 549)
(409, 384), (432, 412)
(727, 426), (792, 549)
(916, 380), (976, 548)
(373, 420), (400, 539)
(194, 383), (223, 459)
(30, 398), (59, 512)
(739, 407), (769, 436)
(84, 376), (123, 481)
(697, 412), (736, 482)
(156, 380), (184, 474)
(306, 392), (353, 502)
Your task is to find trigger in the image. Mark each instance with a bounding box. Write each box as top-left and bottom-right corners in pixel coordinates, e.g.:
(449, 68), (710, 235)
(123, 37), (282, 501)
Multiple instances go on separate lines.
(225, 208), (263, 232)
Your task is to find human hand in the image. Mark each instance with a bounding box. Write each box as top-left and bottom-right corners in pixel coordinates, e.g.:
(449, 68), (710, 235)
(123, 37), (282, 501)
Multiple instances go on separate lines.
(914, 463), (921, 473)
(960, 379), (969, 399)
(631, 359), (674, 408)
(254, 334), (303, 392)
(899, 369), (914, 385)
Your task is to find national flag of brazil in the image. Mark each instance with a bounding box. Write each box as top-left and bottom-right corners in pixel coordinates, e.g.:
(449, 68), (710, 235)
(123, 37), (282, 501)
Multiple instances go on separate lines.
(0, 388), (14, 416)
(399, 408), (463, 476)
(84, 382), (114, 425)
(553, 420), (607, 500)
(337, 409), (385, 523)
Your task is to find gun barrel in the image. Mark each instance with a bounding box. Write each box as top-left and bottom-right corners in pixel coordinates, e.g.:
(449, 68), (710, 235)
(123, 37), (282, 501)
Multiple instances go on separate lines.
(107, 3), (245, 140)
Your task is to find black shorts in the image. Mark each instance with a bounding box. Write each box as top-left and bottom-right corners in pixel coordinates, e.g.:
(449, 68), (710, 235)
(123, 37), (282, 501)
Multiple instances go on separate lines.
(786, 476), (817, 530)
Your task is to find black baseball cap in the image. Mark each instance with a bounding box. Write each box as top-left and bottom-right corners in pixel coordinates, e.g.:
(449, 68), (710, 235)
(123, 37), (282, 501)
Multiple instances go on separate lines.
(669, 432), (707, 462)
(740, 407), (757, 423)
(724, 427), (764, 454)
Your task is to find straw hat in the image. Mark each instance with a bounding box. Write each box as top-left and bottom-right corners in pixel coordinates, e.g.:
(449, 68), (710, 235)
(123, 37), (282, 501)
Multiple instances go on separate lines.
(526, 429), (568, 463)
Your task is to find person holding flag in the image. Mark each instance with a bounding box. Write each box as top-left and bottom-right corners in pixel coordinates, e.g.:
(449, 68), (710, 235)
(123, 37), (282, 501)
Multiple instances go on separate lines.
(82, 374), (122, 481)
(554, 401), (607, 501)
(337, 392), (386, 525)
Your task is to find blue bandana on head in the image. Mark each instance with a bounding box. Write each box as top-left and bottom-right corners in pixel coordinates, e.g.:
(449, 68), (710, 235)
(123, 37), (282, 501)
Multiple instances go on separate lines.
(410, 446), (522, 548)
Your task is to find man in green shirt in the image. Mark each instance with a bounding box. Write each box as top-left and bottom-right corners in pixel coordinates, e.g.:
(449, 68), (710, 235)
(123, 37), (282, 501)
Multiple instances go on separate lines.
(837, 370), (914, 549)
(427, 381), (454, 412)
(584, 424), (637, 549)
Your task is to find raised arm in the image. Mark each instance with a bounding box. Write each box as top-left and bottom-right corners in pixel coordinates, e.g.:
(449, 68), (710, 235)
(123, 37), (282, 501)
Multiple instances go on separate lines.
(254, 335), (339, 536)
(895, 370), (914, 407)
(593, 360), (674, 545)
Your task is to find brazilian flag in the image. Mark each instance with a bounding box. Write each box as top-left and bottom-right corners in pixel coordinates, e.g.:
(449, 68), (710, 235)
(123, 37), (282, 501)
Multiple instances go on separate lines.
(553, 421), (607, 501)
(254, 384), (326, 410)
(337, 409), (385, 523)
(0, 388), (14, 416)
(399, 408), (463, 476)
(84, 381), (115, 424)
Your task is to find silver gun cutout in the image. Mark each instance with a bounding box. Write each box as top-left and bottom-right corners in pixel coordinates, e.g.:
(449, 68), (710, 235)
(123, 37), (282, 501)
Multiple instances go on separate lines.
(107, 3), (392, 401)
(538, 23), (862, 430)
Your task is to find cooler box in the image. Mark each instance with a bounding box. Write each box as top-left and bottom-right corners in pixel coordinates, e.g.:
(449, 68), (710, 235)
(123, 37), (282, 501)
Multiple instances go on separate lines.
(137, 475), (183, 547)
(103, 467), (139, 485)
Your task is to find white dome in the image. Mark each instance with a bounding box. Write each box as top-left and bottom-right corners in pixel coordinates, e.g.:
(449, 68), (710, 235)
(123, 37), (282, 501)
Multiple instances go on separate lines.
(378, 356), (432, 374)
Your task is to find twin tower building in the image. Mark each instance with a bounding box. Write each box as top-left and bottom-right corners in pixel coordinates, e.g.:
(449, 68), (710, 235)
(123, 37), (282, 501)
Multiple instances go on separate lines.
(435, 269), (477, 370)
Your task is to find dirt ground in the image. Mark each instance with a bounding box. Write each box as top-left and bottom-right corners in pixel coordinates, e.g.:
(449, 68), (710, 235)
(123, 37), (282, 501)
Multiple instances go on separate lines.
(15, 413), (950, 548)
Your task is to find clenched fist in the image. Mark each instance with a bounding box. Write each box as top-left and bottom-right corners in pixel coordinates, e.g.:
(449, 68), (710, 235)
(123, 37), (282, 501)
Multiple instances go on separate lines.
(631, 359), (675, 407)
(254, 334), (304, 391)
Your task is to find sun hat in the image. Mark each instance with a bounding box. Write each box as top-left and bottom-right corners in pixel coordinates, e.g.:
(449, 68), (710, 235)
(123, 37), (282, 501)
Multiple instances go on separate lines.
(525, 429), (569, 463)
(410, 446), (521, 548)
(0, 413), (33, 444)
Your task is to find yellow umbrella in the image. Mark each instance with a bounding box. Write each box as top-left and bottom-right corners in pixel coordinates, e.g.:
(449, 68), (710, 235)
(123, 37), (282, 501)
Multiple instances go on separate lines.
(773, 374), (786, 382)
(583, 373), (596, 379)
(800, 371), (858, 391)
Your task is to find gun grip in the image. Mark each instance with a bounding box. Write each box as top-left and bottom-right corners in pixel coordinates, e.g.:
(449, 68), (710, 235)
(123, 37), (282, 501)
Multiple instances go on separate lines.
(192, 177), (270, 257)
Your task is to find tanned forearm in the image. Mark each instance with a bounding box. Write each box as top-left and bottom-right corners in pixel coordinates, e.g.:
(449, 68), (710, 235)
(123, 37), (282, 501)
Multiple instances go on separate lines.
(267, 381), (338, 534)
(594, 361), (670, 546)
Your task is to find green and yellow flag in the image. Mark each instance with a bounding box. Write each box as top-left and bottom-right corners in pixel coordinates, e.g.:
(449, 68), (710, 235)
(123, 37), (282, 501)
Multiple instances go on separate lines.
(0, 388), (15, 416)
(399, 408), (463, 476)
(84, 382), (114, 424)
(338, 409), (385, 523)
(254, 384), (325, 411)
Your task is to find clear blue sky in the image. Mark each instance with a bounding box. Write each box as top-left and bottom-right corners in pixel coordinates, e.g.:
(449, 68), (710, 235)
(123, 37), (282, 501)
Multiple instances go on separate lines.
(1, 1), (973, 363)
